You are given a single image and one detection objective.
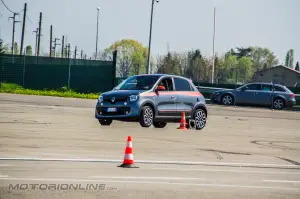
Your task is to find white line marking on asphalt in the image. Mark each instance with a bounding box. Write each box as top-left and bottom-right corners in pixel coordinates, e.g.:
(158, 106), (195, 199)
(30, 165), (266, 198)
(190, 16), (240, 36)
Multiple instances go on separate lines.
(0, 164), (10, 167)
(0, 175), (9, 178)
(90, 176), (204, 180)
(1, 157), (299, 168)
(0, 177), (298, 191)
(263, 180), (300, 183)
(151, 168), (300, 175)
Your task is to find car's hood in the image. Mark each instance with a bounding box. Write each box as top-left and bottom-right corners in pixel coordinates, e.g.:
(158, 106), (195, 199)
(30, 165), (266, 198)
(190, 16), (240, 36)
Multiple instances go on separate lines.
(101, 90), (146, 98)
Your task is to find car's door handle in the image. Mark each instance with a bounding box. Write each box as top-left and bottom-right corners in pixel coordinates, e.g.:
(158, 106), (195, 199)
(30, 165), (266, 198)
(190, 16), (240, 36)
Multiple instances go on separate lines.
(171, 96), (176, 99)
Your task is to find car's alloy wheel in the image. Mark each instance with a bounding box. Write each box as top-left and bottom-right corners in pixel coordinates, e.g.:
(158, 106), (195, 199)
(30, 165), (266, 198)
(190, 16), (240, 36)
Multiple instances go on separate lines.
(194, 109), (206, 130)
(139, 106), (154, 127)
(153, 121), (167, 128)
(273, 98), (285, 110)
(222, 95), (233, 105)
(98, 119), (113, 125)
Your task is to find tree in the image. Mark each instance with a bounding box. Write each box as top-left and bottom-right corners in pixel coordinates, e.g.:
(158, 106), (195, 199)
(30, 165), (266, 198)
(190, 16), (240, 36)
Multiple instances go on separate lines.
(285, 49), (294, 68)
(0, 38), (5, 54)
(289, 49), (294, 68)
(13, 42), (19, 55)
(295, 62), (300, 71)
(238, 57), (253, 83)
(249, 47), (279, 71)
(25, 45), (33, 55)
(233, 47), (252, 59)
(156, 52), (181, 76)
(103, 39), (150, 77)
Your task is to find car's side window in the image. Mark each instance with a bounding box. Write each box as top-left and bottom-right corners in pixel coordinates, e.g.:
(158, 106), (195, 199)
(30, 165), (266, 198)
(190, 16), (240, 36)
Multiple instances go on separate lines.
(157, 77), (174, 91)
(261, 85), (273, 91)
(174, 77), (192, 91)
(245, 84), (261, 91)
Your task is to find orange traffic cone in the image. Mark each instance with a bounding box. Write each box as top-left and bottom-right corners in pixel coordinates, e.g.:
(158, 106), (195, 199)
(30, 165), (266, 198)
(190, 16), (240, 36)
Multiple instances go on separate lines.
(118, 136), (138, 168)
(177, 112), (188, 130)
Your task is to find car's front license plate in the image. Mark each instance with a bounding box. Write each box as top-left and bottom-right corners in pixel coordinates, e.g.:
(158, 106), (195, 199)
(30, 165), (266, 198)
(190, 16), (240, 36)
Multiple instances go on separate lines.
(107, 108), (117, 112)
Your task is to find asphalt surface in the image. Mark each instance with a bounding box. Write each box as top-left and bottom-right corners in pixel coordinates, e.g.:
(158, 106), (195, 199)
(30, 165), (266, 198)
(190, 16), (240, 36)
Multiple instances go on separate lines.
(0, 93), (300, 199)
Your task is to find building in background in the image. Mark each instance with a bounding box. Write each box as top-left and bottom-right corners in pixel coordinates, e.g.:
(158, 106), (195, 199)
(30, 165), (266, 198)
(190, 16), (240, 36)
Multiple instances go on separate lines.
(253, 65), (300, 88)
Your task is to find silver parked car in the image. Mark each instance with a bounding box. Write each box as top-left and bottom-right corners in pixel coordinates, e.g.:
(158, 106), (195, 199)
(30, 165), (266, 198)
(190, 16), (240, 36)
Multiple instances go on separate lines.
(210, 82), (296, 110)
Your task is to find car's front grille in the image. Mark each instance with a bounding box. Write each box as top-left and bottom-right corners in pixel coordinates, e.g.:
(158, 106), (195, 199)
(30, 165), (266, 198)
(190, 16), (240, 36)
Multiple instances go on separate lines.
(103, 97), (128, 104)
(97, 107), (130, 116)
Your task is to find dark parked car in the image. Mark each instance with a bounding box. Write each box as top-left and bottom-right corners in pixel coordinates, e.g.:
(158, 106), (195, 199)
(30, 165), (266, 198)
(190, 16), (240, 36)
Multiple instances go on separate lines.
(210, 82), (296, 110)
(95, 74), (208, 130)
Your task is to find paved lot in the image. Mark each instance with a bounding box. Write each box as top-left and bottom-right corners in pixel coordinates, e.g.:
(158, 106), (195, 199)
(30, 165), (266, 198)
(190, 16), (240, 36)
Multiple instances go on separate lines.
(0, 93), (300, 199)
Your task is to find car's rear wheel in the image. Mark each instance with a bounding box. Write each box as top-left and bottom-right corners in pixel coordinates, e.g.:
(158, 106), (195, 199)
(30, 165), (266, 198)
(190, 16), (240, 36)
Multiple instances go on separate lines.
(222, 94), (234, 105)
(98, 119), (113, 126)
(273, 98), (285, 110)
(139, 106), (154, 127)
(153, 121), (167, 128)
(194, 108), (206, 130)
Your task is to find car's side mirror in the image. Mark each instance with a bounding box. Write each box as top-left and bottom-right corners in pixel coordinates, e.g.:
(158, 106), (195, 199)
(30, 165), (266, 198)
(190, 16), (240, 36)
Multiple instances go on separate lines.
(155, 85), (166, 92)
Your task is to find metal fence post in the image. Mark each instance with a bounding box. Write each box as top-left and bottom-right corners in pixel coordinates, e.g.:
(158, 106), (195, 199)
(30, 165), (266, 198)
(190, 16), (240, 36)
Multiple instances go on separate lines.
(68, 57), (71, 90)
(22, 53), (26, 87)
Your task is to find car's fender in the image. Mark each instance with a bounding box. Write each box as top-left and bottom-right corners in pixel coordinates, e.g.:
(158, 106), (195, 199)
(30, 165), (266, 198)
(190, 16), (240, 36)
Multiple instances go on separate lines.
(139, 100), (157, 117)
(191, 103), (208, 118)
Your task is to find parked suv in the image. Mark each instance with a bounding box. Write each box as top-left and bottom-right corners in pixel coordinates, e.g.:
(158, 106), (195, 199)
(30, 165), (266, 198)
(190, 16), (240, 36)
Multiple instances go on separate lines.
(210, 82), (296, 109)
(95, 74), (207, 130)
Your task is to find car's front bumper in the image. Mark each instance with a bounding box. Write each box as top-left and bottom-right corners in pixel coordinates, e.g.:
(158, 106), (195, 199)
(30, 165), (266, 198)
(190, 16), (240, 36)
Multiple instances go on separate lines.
(210, 93), (221, 103)
(94, 100), (141, 120)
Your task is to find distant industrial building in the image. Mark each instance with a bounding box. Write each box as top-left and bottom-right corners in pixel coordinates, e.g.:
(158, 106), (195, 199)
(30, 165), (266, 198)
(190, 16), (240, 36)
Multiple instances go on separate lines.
(252, 65), (300, 87)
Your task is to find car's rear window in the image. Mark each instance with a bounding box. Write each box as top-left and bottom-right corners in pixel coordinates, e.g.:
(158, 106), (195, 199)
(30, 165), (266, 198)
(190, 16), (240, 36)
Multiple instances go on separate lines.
(282, 86), (293, 93)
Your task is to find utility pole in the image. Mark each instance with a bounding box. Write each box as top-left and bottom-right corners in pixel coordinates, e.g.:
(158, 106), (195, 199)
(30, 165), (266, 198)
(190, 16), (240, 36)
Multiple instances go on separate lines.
(61, 35), (64, 58)
(146, 0), (159, 74)
(81, 50), (83, 59)
(33, 28), (40, 56)
(211, 7), (216, 84)
(53, 38), (60, 57)
(9, 13), (21, 55)
(37, 12), (42, 56)
(49, 25), (53, 57)
(95, 7), (100, 59)
(20, 3), (27, 55)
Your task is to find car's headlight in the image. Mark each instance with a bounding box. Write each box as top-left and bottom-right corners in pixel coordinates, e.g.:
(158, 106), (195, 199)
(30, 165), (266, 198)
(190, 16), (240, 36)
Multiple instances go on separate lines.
(129, 95), (139, 102)
(98, 95), (103, 102)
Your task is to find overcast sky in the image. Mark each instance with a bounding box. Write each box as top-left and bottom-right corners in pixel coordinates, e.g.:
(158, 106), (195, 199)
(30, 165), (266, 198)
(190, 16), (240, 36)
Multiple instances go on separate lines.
(0, 0), (299, 65)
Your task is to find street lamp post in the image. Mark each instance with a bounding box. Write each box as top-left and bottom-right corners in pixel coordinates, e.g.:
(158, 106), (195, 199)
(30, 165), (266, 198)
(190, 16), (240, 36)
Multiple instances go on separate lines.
(95, 7), (100, 59)
(146, 0), (159, 74)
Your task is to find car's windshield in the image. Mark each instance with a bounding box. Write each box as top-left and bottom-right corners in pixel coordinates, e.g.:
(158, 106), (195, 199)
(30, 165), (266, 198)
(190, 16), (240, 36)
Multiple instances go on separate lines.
(114, 75), (160, 90)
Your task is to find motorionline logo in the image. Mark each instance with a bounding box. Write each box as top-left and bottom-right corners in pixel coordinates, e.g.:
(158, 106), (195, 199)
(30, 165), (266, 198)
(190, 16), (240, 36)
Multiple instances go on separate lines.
(8, 183), (117, 191)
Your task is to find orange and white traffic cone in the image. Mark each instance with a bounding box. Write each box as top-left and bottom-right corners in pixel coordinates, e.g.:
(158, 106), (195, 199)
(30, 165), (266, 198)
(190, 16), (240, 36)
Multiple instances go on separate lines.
(177, 112), (188, 130)
(118, 136), (138, 168)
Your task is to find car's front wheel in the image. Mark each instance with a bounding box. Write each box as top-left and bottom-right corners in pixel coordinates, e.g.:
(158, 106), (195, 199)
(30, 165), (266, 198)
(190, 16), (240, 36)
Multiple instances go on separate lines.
(194, 108), (207, 130)
(222, 94), (234, 105)
(153, 121), (167, 128)
(98, 119), (113, 126)
(139, 106), (154, 127)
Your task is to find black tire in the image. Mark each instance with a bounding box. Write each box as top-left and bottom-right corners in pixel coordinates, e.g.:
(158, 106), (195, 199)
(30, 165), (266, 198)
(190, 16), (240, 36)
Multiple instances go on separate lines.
(153, 121), (167, 128)
(273, 98), (285, 110)
(193, 108), (207, 130)
(139, 106), (154, 127)
(98, 119), (113, 126)
(221, 94), (234, 105)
